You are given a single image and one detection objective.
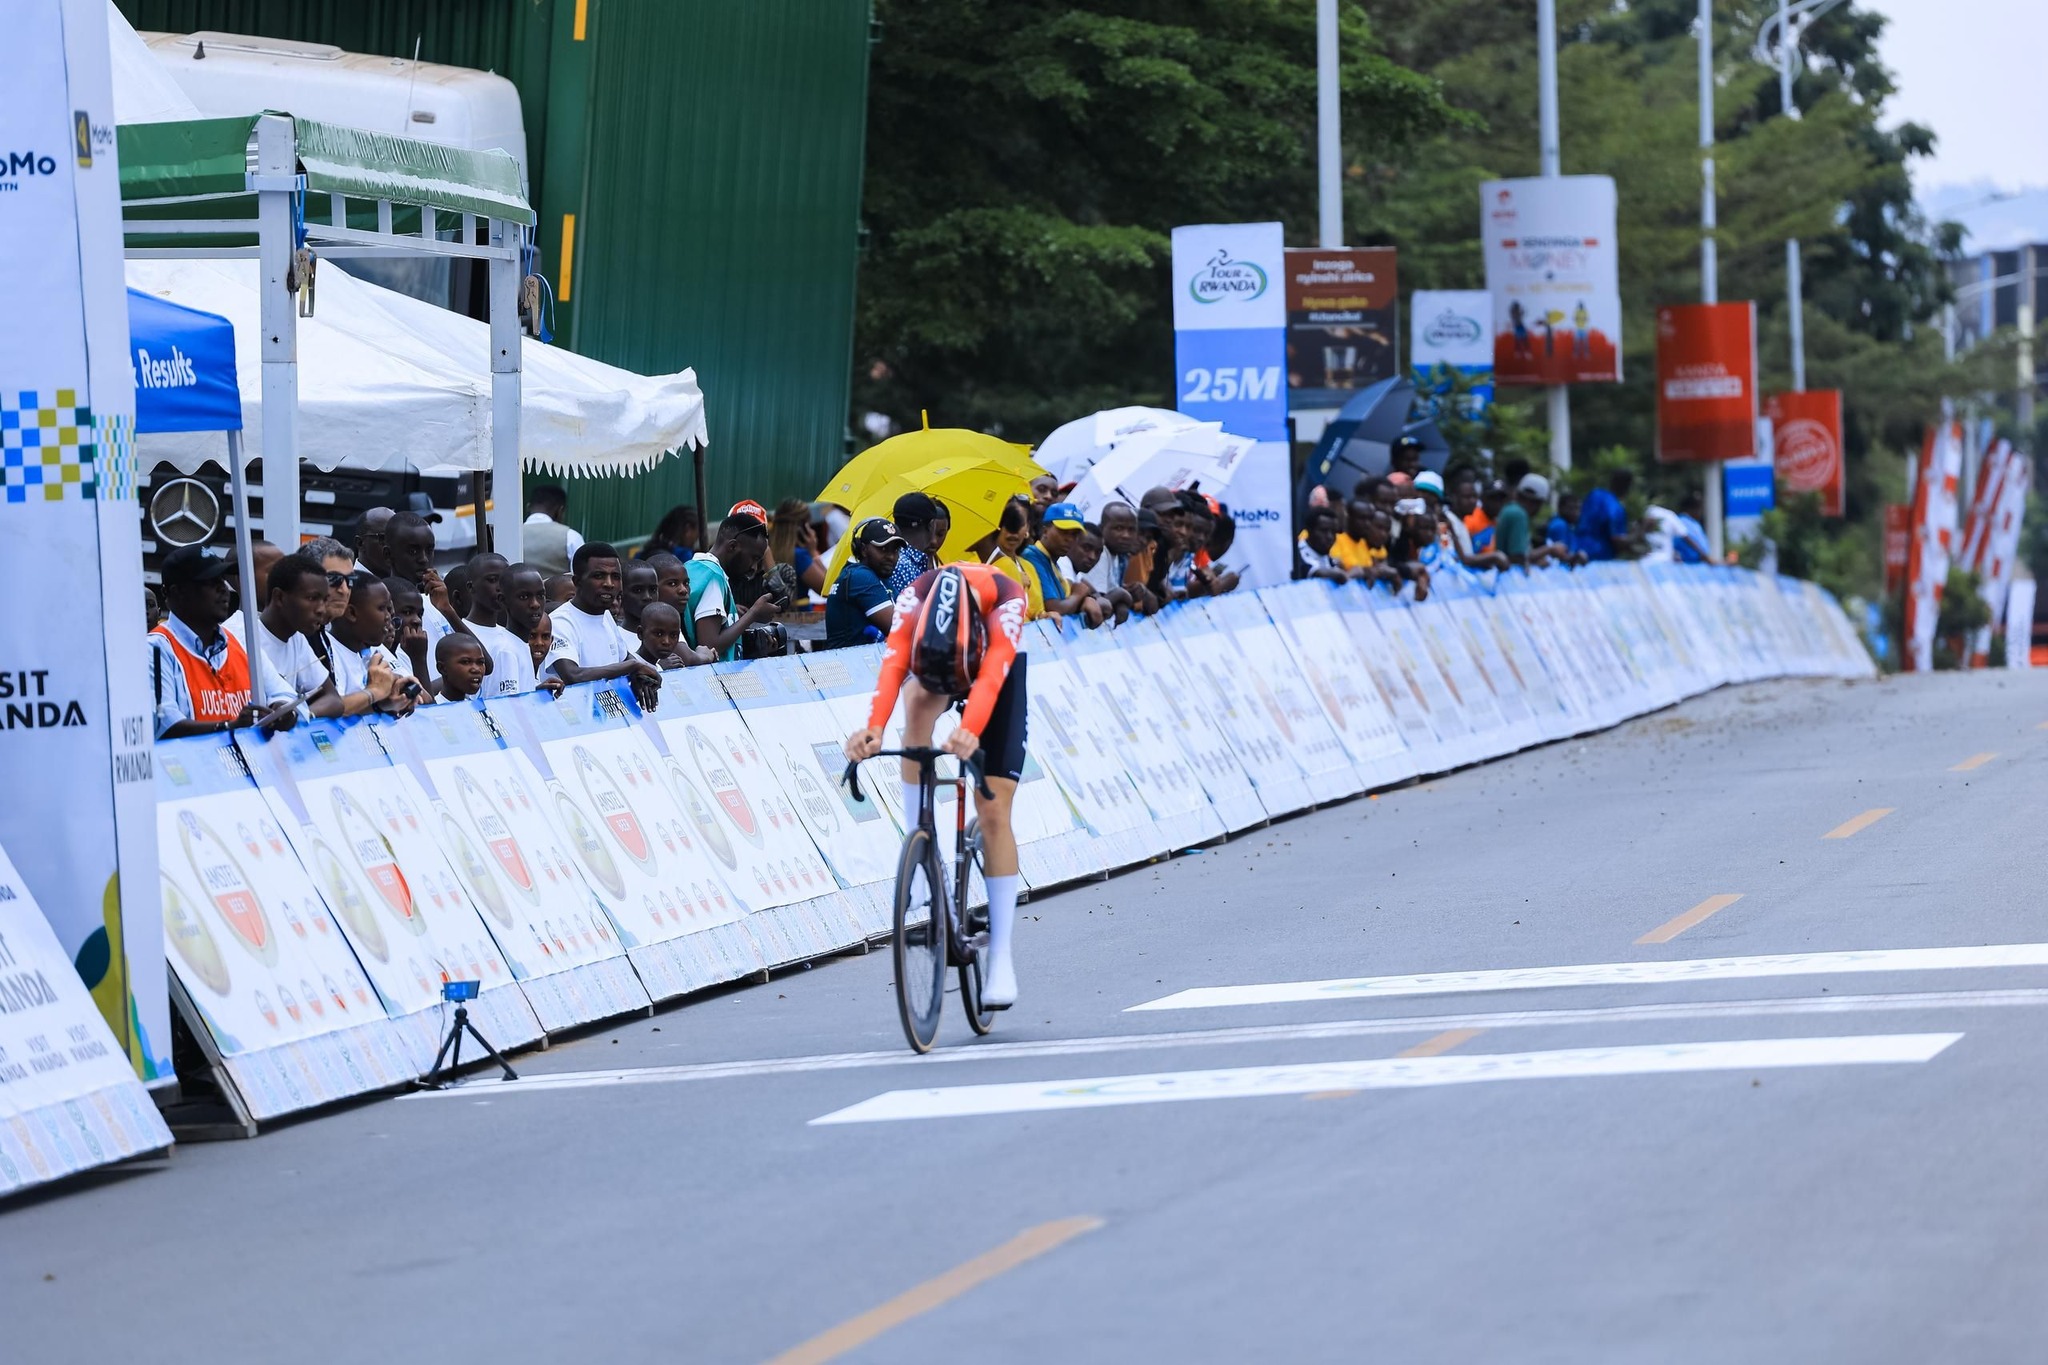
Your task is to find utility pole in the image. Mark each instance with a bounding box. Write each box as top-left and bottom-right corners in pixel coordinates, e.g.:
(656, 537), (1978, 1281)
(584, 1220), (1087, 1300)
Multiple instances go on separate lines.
(1537, 0), (1571, 471)
(1778, 0), (1806, 393)
(1317, 0), (1341, 249)
(1698, 0), (1724, 558)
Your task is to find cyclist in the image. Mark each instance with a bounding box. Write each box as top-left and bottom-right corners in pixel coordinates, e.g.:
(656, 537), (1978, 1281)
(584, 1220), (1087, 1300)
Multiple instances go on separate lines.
(844, 562), (1028, 1007)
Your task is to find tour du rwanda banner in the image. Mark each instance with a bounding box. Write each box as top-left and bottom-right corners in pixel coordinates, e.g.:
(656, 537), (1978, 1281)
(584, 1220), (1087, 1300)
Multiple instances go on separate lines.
(1172, 221), (1291, 589)
(0, 836), (170, 1194)
(1481, 176), (1622, 384)
(1656, 303), (1759, 463)
(1766, 390), (1844, 516)
(0, 0), (166, 1085)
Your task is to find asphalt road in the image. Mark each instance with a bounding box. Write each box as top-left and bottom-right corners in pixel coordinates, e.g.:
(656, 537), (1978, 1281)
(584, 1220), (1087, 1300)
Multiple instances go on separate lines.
(9, 668), (2048, 1363)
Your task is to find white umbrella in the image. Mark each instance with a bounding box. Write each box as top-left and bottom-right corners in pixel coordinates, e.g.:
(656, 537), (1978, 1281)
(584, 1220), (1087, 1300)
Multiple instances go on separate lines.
(1066, 422), (1256, 519)
(1035, 405), (1199, 483)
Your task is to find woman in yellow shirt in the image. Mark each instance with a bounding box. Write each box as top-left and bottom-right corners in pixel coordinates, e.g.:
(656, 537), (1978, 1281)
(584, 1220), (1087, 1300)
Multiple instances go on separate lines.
(985, 496), (1048, 618)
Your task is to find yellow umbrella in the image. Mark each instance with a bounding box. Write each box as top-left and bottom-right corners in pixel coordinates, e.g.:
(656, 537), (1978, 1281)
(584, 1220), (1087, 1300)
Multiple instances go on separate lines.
(819, 452), (1035, 590)
(814, 418), (1040, 511)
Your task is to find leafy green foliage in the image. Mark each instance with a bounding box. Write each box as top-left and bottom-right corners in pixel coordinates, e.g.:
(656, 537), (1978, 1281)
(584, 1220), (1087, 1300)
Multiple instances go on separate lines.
(855, 1), (1469, 437)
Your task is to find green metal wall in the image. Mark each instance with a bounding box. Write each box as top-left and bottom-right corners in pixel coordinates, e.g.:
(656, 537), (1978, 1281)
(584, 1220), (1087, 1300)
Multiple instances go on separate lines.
(116, 0), (872, 543)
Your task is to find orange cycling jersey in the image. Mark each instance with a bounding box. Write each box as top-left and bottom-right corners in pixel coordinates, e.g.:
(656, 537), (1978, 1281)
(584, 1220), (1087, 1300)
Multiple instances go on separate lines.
(867, 563), (1027, 737)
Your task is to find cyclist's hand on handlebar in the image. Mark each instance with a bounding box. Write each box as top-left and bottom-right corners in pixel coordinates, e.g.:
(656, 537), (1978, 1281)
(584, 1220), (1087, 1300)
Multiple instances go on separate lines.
(941, 727), (980, 760)
(844, 726), (883, 762)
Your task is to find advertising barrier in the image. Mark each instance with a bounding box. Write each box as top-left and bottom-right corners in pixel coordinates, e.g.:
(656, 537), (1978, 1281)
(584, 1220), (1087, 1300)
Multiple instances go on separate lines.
(0, 837), (172, 1195)
(379, 703), (652, 1032)
(155, 734), (422, 1120)
(136, 564), (1870, 1132)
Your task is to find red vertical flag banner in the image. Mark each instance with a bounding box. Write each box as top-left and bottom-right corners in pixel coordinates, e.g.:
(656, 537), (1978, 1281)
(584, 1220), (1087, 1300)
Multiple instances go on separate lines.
(1901, 423), (1962, 672)
(1882, 504), (1911, 598)
(1656, 302), (1758, 463)
(1765, 390), (1844, 516)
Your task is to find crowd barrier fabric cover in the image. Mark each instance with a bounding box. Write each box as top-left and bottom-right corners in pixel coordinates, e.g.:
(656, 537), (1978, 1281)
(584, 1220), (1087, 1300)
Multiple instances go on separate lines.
(237, 720), (544, 1054)
(0, 838), (172, 1195)
(143, 565), (1870, 1125)
(378, 702), (652, 1031)
(156, 734), (421, 1118)
(488, 683), (764, 1001)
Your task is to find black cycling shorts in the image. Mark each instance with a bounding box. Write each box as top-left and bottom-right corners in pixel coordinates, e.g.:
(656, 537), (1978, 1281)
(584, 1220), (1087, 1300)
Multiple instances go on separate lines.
(960, 655), (1027, 783)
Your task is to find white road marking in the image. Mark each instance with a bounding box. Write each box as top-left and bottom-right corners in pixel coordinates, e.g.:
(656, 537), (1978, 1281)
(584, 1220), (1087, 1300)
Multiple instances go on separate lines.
(809, 1034), (1964, 1125)
(1127, 945), (2048, 1012)
(403, 989), (2048, 1099)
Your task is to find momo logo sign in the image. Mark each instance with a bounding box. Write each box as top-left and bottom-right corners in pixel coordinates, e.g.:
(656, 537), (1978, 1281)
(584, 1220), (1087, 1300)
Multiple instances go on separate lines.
(0, 149), (60, 194)
(1188, 250), (1269, 305)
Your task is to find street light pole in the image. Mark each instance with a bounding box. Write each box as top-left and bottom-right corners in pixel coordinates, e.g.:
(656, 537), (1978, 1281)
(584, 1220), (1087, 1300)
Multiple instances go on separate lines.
(1537, 0), (1571, 471)
(1317, 0), (1341, 250)
(1778, 0), (1806, 393)
(1698, 0), (1724, 558)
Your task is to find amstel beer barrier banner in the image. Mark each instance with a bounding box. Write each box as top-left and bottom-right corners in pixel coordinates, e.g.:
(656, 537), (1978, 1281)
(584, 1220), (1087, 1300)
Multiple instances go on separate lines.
(139, 565), (1870, 1130)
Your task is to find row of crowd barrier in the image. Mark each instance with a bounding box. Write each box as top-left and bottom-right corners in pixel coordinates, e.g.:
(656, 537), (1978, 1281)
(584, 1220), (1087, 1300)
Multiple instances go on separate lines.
(8, 563), (1872, 1180)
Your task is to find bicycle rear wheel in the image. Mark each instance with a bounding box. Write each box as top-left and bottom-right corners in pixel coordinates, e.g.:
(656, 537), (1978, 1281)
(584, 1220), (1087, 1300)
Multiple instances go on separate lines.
(892, 827), (948, 1053)
(958, 820), (995, 1036)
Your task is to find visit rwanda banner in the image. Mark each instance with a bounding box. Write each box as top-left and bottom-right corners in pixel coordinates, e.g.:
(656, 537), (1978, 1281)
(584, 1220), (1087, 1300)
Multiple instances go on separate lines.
(1481, 176), (1622, 385)
(0, 0), (167, 1085)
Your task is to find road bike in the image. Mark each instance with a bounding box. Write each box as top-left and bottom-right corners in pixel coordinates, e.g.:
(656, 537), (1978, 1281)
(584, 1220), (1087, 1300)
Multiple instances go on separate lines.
(845, 746), (995, 1052)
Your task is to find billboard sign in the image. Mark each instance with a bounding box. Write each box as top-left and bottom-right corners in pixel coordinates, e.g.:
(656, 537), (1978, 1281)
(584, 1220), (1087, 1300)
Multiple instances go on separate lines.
(1656, 302), (1758, 463)
(1410, 288), (1494, 408)
(1284, 246), (1397, 402)
(1767, 389), (1845, 516)
(1481, 175), (1622, 384)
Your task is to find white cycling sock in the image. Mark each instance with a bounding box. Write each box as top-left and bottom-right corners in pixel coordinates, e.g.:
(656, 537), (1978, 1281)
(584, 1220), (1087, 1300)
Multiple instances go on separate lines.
(985, 874), (1019, 965)
(900, 781), (925, 826)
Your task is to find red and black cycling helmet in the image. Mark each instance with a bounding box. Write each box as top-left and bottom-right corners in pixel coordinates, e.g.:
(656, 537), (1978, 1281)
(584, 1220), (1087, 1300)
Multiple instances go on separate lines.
(908, 565), (987, 699)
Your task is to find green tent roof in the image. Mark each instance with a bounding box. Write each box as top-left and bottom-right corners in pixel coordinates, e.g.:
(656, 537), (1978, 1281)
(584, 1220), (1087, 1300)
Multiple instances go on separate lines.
(118, 113), (534, 240)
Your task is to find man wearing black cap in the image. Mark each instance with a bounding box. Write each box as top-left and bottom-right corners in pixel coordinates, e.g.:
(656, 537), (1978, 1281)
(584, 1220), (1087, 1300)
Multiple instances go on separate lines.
(885, 491), (941, 595)
(149, 546), (300, 738)
(686, 500), (780, 660)
(824, 518), (907, 650)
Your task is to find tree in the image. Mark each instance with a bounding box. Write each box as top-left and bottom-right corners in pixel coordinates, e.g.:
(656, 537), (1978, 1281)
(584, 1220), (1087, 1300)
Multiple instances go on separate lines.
(855, 1), (1469, 439)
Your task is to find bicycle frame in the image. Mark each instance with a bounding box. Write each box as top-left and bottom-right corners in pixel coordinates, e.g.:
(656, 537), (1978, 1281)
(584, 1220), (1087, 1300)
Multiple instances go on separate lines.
(846, 746), (988, 964)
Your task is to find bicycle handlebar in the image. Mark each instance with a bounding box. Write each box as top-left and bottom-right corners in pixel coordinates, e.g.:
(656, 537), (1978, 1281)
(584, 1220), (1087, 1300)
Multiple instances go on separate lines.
(844, 746), (994, 803)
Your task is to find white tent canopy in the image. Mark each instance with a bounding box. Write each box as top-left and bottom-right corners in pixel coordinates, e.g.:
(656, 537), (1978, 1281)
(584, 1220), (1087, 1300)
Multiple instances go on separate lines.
(128, 258), (707, 476)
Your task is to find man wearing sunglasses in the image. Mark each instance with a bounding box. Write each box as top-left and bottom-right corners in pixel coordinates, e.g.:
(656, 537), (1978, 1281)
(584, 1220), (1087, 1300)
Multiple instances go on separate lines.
(227, 551), (401, 719)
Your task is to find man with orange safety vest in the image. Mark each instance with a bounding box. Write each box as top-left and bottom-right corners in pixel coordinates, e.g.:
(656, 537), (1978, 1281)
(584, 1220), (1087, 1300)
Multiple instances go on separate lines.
(148, 545), (300, 739)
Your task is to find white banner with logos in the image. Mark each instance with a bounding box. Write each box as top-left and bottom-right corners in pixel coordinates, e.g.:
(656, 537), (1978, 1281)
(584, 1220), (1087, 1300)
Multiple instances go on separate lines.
(0, 0), (167, 1086)
(0, 836), (171, 1194)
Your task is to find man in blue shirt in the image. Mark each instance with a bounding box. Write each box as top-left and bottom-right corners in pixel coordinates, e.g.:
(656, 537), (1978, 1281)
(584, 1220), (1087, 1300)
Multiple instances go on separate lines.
(1575, 468), (1635, 560)
(884, 492), (940, 595)
(1673, 489), (1712, 564)
(825, 517), (906, 649)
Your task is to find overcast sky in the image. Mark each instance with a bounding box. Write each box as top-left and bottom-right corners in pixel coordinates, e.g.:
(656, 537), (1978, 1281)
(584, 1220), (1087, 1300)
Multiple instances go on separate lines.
(1869, 0), (2047, 200)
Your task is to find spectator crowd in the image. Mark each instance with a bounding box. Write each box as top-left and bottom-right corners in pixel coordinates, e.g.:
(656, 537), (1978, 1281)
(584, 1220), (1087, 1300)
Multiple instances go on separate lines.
(146, 447), (1713, 738)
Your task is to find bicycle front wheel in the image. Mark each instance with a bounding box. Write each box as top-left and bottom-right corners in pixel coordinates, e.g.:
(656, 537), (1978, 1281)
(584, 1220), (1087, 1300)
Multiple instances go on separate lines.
(892, 827), (948, 1053)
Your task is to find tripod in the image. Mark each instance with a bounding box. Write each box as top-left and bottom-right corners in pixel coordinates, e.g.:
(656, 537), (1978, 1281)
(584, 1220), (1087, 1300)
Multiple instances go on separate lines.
(420, 985), (518, 1088)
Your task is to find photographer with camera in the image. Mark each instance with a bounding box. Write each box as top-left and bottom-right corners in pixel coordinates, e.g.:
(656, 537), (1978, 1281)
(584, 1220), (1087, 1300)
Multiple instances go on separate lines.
(687, 500), (785, 660)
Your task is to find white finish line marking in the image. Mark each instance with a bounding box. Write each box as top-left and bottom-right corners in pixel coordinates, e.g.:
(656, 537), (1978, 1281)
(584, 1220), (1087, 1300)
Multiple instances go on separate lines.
(1127, 944), (2048, 1012)
(808, 1034), (1963, 1125)
(402, 990), (2048, 1099)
